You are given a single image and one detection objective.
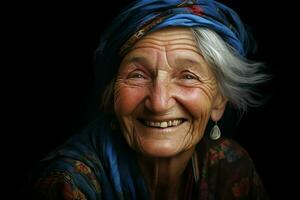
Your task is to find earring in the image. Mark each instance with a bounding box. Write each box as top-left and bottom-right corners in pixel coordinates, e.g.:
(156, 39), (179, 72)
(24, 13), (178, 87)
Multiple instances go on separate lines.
(209, 121), (221, 140)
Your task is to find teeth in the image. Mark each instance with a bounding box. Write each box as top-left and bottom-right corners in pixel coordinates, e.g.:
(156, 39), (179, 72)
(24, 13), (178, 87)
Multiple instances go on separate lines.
(143, 119), (183, 128)
(160, 122), (168, 128)
(172, 120), (178, 126)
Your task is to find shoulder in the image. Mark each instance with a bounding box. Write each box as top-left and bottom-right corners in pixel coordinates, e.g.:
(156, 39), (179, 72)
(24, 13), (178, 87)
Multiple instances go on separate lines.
(203, 137), (258, 181)
(198, 137), (269, 199)
(30, 158), (101, 200)
(204, 137), (251, 165)
(28, 116), (114, 200)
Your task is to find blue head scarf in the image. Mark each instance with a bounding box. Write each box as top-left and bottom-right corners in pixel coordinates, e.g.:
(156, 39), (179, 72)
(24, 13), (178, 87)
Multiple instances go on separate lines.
(95, 0), (253, 93)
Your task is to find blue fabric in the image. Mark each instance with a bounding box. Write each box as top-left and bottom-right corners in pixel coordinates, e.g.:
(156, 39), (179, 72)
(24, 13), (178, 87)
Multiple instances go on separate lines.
(39, 115), (149, 200)
(95, 0), (253, 93)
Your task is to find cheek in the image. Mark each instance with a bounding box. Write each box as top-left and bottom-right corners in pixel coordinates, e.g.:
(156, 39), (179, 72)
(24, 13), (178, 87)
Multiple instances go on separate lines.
(176, 87), (213, 118)
(114, 84), (147, 115)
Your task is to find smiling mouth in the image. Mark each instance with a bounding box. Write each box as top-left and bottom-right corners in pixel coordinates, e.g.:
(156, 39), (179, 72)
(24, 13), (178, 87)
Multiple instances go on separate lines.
(138, 119), (186, 128)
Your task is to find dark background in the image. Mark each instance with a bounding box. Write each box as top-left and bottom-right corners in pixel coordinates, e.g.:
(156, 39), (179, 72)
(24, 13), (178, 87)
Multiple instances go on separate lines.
(7, 0), (298, 199)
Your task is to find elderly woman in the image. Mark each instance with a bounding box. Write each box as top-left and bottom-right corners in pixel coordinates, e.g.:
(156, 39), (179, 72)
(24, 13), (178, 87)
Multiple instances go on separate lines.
(29, 0), (268, 199)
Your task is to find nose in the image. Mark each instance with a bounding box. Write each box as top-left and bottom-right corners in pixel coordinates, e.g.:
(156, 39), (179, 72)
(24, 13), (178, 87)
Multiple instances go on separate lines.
(145, 78), (175, 114)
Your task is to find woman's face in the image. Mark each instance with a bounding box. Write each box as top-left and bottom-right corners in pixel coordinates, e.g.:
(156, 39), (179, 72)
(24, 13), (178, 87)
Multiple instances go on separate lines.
(114, 27), (226, 157)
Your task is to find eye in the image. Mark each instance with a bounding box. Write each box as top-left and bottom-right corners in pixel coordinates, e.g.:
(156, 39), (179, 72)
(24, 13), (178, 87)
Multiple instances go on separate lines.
(127, 70), (147, 79)
(181, 71), (199, 80)
(182, 74), (196, 80)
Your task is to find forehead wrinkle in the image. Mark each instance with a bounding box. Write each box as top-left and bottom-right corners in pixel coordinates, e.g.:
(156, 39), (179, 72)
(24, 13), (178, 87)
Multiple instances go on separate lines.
(132, 40), (200, 56)
(123, 28), (204, 72)
(131, 44), (200, 54)
(131, 43), (166, 51)
(124, 49), (204, 74)
(136, 36), (197, 47)
(165, 47), (200, 54)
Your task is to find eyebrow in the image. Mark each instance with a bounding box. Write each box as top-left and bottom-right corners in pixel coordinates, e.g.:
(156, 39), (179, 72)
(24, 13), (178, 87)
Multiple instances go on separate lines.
(177, 59), (202, 66)
(126, 56), (149, 64)
(174, 56), (207, 70)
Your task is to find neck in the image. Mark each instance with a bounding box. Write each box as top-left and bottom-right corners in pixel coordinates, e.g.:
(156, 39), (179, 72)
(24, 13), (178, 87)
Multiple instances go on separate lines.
(137, 148), (195, 200)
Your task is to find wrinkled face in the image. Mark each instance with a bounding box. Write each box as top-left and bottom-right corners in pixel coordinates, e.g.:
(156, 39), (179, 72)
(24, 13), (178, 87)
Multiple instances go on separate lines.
(114, 27), (226, 157)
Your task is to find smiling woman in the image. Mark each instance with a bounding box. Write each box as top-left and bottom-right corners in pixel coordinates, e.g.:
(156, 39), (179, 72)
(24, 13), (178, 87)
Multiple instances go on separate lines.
(28, 0), (269, 200)
(114, 27), (225, 158)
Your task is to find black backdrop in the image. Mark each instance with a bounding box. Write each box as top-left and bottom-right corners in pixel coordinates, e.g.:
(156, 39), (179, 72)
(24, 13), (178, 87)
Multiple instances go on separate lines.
(8, 0), (298, 199)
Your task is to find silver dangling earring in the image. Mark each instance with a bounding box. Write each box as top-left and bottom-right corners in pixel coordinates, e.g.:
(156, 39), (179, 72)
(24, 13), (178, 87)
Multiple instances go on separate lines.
(209, 121), (221, 140)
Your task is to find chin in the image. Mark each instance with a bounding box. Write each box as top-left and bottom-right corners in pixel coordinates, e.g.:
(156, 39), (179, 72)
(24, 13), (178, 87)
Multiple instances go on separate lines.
(136, 139), (185, 158)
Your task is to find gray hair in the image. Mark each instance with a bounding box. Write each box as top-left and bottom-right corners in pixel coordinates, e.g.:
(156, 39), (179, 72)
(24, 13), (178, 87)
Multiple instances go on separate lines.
(191, 27), (268, 114)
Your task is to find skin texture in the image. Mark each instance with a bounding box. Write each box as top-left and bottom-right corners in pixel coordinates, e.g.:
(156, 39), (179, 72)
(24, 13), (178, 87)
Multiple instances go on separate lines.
(114, 27), (227, 199)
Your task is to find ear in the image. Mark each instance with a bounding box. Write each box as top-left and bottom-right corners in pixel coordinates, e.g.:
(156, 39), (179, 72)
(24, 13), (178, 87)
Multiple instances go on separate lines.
(211, 94), (227, 122)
